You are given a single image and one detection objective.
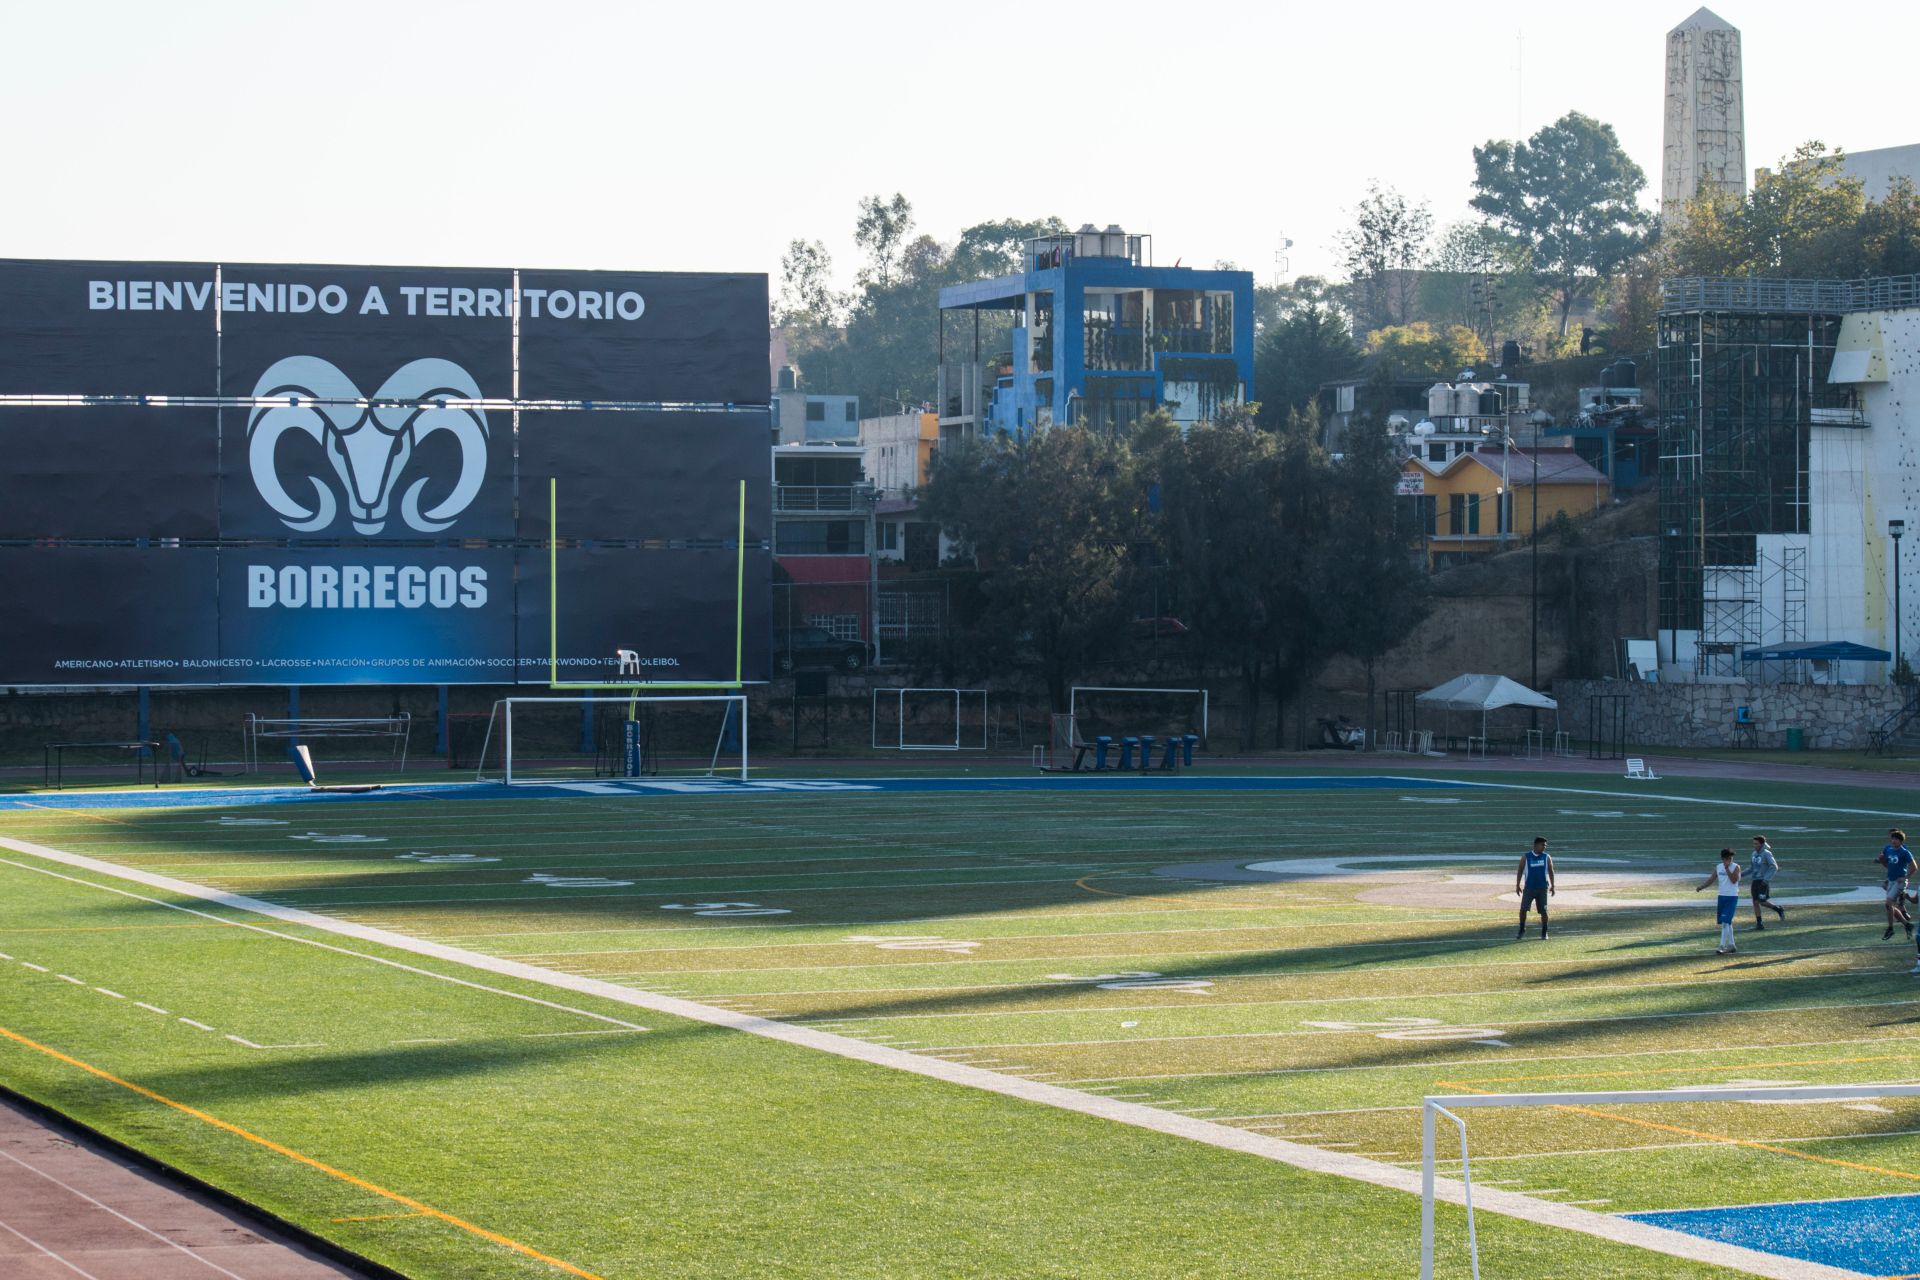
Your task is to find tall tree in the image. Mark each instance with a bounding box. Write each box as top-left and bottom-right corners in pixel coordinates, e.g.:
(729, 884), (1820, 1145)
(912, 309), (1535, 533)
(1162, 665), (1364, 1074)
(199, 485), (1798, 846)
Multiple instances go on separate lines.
(1361, 322), (1486, 381)
(854, 193), (916, 290)
(1471, 112), (1654, 337)
(1664, 143), (1868, 278)
(1337, 183), (1433, 330)
(775, 238), (844, 327)
(1422, 221), (1528, 354)
(918, 427), (1139, 709)
(1252, 301), (1362, 429)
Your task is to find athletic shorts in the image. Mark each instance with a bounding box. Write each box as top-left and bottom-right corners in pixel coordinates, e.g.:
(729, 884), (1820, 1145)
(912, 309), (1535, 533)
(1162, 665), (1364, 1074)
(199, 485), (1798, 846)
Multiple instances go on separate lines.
(1888, 878), (1910, 905)
(1750, 879), (1772, 902)
(1716, 895), (1738, 925)
(1520, 886), (1549, 914)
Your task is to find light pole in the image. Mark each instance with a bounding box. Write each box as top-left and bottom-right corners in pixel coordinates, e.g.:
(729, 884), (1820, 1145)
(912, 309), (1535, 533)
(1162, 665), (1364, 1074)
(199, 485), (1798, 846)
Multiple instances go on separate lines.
(1893, 519), (1907, 682)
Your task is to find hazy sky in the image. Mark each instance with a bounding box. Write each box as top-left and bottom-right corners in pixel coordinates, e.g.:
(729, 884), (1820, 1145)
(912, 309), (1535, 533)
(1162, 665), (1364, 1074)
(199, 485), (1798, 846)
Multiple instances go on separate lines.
(2, 0), (1912, 290)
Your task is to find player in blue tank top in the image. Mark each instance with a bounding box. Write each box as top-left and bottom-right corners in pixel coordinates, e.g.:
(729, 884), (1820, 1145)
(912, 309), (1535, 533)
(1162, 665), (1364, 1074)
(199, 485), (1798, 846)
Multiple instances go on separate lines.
(1880, 828), (1916, 942)
(1513, 836), (1554, 940)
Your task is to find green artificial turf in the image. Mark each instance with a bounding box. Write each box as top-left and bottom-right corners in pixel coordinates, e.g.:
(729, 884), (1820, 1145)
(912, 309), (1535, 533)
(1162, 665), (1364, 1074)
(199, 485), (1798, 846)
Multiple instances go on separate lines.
(6, 768), (1919, 1276)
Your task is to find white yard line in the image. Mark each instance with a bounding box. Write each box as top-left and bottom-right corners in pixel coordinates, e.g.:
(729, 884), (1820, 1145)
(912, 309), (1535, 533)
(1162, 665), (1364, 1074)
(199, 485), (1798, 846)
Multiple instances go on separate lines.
(0, 833), (1858, 1280)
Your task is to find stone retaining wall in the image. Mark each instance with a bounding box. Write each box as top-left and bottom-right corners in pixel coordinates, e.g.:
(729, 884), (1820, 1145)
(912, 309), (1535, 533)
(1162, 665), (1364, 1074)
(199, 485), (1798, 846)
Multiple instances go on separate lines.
(1553, 679), (1906, 750)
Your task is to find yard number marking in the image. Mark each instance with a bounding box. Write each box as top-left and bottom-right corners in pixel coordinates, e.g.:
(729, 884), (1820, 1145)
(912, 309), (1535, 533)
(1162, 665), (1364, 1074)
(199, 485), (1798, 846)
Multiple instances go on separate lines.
(660, 902), (791, 917)
(1303, 1016), (1510, 1042)
(524, 873), (635, 889)
(397, 852), (501, 864)
(845, 934), (981, 954)
(288, 832), (387, 844)
(1045, 970), (1214, 994)
(210, 817), (288, 826)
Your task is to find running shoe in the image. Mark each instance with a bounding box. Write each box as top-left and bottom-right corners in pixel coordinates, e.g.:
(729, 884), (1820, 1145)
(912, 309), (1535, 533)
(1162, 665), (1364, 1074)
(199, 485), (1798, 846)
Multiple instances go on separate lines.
(1886, 926), (1898, 941)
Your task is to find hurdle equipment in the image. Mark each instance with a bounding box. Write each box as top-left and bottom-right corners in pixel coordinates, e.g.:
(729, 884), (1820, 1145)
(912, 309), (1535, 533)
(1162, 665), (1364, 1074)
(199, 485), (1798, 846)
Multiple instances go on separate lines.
(243, 712), (410, 774)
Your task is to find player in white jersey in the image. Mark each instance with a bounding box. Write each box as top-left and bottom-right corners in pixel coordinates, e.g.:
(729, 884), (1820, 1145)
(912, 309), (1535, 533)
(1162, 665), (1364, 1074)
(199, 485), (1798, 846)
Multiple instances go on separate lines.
(1695, 847), (1742, 954)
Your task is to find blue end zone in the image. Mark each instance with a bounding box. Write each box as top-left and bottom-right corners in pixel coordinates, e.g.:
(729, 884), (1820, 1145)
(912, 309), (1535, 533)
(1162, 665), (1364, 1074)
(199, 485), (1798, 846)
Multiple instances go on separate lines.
(1625, 1193), (1920, 1276)
(0, 774), (1467, 812)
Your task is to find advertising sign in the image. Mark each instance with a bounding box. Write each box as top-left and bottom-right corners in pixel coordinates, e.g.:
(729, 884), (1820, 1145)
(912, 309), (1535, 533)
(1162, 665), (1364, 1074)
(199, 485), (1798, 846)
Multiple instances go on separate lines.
(0, 257), (771, 686)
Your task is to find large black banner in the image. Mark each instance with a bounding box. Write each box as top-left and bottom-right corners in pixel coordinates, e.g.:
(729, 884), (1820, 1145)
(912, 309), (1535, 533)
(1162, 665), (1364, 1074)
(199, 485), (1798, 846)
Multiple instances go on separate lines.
(0, 548), (221, 683)
(519, 547), (773, 685)
(517, 408), (772, 544)
(0, 257), (771, 686)
(0, 407), (219, 539)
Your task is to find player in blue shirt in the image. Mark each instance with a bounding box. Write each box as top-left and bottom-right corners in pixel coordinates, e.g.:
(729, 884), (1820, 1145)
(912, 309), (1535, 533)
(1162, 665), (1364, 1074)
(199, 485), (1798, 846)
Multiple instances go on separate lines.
(1877, 828), (1915, 942)
(1513, 836), (1554, 941)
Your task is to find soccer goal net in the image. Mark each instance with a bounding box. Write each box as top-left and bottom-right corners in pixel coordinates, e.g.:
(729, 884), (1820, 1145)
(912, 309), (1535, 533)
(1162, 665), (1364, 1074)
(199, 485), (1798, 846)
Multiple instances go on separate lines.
(1420, 1082), (1920, 1280)
(474, 695), (747, 784)
(871, 688), (989, 751)
(1068, 686), (1209, 751)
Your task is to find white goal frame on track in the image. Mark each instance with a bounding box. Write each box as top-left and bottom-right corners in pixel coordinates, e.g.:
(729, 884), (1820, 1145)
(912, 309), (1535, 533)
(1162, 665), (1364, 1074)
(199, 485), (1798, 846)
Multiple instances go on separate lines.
(475, 694), (748, 785)
(1068, 686), (1209, 746)
(870, 688), (988, 751)
(1421, 1082), (1920, 1280)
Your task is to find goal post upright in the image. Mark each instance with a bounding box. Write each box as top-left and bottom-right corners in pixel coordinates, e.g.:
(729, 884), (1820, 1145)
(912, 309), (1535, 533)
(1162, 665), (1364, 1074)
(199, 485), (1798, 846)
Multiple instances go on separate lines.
(1418, 1082), (1920, 1280)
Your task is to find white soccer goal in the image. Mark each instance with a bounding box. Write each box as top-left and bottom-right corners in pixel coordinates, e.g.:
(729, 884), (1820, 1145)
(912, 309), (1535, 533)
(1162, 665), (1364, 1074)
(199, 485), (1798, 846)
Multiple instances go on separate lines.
(1068, 686), (1209, 752)
(1420, 1082), (1920, 1279)
(870, 688), (988, 751)
(475, 695), (747, 784)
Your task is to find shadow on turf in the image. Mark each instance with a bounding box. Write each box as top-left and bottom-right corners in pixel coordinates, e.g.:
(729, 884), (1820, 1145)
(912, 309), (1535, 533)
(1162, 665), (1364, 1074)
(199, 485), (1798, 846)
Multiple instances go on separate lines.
(128, 1033), (630, 1105)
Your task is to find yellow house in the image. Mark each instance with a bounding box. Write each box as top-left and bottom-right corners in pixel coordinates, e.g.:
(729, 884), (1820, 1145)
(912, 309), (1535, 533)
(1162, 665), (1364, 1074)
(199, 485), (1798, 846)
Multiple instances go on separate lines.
(1398, 447), (1611, 568)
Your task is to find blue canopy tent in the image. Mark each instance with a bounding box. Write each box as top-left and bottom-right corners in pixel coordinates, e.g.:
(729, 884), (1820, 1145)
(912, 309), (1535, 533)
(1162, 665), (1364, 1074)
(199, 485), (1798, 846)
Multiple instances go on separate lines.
(1740, 641), (1891, 662)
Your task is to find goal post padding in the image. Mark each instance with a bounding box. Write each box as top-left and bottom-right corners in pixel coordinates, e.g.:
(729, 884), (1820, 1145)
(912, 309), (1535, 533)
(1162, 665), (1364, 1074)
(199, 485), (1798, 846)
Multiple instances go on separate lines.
(870, 688), (988, 751)
(1068, 687), (1208, 749)
(1419, 1082), (1920, 1280)
(476, 695), (747, 783)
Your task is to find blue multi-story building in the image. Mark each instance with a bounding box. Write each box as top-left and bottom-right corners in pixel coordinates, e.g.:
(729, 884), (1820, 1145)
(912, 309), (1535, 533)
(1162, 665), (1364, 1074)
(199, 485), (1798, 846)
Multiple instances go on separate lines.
(936, 225), (1254, 443)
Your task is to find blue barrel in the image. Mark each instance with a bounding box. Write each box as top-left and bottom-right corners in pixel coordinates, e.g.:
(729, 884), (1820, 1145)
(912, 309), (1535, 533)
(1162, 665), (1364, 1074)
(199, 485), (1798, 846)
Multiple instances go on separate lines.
(1095, 735), (1112, 769)
(1139, 735), (1157, 770)
(1181, 733), (1198, 765)
(1119, 736), (1137, 770)
(1160, 738), (1178, 769)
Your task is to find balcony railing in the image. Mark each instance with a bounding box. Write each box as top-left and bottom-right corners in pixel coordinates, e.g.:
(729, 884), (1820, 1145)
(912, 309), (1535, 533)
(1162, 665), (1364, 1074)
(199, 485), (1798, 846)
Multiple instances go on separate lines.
(1662, 274), (1920, 314)
(774, 484), (876, 513)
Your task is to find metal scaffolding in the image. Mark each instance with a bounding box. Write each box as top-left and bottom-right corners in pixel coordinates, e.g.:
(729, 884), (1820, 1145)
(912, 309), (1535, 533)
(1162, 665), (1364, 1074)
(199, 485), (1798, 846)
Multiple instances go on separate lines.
(1656, 307), (1846, 660)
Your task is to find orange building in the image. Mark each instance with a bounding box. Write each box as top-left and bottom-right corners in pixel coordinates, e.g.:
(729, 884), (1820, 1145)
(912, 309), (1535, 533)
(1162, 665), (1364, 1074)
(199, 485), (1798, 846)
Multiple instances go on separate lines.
(1398, 447), (1611, 568)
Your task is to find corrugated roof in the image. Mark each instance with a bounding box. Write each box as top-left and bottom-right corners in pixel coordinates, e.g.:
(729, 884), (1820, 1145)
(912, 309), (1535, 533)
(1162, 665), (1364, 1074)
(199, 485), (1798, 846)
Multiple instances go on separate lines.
(1453, 447), (1609, 488)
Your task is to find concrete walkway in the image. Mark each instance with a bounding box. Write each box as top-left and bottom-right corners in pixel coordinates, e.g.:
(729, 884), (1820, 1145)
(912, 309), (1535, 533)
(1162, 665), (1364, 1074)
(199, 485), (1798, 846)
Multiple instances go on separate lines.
(0, 1096), (370, 1279)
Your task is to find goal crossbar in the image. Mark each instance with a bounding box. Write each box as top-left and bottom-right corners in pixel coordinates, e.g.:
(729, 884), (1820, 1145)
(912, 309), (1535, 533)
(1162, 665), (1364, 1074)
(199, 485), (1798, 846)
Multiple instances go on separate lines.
(476, 694), (748, 784)
(1421, 1083), (1920, 1279)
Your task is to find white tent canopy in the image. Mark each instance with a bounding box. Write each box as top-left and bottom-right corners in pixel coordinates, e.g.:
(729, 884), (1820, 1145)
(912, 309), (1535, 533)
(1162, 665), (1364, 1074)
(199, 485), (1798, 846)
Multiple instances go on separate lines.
(1415, 674), (1557, 747)
(1415, 674), (1556, 713)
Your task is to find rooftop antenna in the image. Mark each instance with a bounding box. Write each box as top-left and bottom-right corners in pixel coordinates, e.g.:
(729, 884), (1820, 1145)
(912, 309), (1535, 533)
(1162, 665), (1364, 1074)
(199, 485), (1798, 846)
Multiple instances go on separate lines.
(1273, 235), (1294, 287)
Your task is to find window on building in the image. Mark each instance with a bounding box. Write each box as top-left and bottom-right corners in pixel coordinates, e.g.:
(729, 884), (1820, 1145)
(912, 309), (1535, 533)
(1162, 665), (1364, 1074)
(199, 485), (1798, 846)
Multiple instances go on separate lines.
(1448, 493), (1466, 536)
(805, 401), (826, 422)
(845, 402), (858, 421)
(807, 614), (861, 641)
(877, 522), (898, 551)
(775, 520), (866, 555)
(1466, 492), (1480, 535)
(1417, 494), (1437, 537)
(1427, 441), (1446, 462)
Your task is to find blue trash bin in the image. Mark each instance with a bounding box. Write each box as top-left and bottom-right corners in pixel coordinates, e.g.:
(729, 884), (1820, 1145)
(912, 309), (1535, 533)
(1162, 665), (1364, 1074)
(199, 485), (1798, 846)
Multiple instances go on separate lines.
(1119, 736), (1137, 770)
(1160, 738), (1178, 769)
(1094, 735), (1112, 770)
(1139, 735), (1157, 770)
(1181, 733), (1198, 765)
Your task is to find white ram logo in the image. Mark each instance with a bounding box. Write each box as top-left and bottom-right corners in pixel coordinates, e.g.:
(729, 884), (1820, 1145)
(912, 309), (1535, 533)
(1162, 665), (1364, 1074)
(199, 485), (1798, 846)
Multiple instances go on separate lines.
(247, 356), (489, 535)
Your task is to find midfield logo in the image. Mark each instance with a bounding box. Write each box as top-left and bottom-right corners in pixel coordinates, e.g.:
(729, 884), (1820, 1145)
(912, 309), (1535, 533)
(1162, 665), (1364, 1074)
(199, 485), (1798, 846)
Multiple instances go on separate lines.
(247, 356), (489, 535)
